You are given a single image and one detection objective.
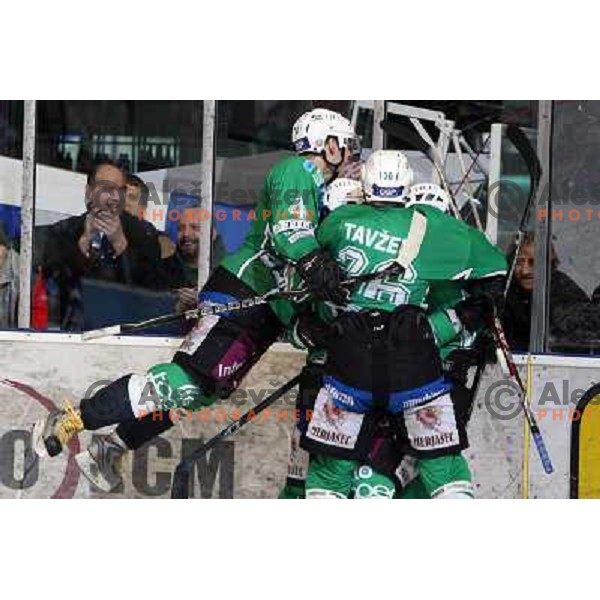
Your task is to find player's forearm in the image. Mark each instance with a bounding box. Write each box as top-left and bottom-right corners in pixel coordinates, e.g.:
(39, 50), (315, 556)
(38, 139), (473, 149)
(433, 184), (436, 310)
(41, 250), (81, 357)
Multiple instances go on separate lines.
(428, 307), (465, 347)
(271, 228), (320, 263)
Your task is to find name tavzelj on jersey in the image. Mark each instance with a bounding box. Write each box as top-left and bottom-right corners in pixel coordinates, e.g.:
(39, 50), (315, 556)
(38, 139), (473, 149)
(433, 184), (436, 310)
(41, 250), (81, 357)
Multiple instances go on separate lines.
(343, 223), (403, 255)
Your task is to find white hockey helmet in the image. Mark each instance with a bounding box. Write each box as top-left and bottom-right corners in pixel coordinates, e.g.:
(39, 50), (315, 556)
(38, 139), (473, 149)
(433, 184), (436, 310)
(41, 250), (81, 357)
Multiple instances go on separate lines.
(405, 183), (452, 213)
(361, 150), (414, 204)
(323, 178), (364, 213)
(292, 108), (359, 157)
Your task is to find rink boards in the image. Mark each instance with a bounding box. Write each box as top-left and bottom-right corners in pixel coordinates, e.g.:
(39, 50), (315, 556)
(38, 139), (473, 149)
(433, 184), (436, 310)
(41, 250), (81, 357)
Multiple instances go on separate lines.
(0, 333), (599, 499)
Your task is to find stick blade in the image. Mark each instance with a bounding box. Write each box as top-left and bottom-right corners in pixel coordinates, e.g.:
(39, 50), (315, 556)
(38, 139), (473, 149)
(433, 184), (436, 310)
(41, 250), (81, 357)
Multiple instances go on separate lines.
(81, 325), (121, 342)
(171, 464), (192, 499)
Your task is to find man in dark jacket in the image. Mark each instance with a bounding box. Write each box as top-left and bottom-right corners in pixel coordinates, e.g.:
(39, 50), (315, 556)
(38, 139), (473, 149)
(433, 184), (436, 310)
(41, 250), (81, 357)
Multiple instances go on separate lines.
(503, 232), (590, 351)
(159, 212), (225, 312)
(42, 160), (162, 329)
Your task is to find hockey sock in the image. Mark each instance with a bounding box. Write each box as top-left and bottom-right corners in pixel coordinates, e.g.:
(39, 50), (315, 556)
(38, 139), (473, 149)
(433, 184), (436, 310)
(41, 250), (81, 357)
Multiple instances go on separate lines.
(395, 478), (430, 499)
(418, 453), (474, 499)
(80, 375), (137, 430)
(115, 412), (175, 451)
(305, 454), (356, 499)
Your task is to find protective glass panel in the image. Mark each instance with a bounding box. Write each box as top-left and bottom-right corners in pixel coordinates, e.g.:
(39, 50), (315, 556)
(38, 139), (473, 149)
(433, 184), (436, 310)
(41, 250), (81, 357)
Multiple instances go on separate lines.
(483, 124), (541, 353)
(489, 126), (538, 252)
(32, 101), (203, 335)
(545, 101), (600, 354)
(0, 101), (23, 329)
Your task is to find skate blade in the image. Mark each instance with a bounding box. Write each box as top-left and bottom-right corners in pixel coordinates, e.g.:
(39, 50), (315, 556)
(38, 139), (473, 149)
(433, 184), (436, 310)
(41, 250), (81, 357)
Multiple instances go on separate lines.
(31, 419), (49, 458)
(75, 451), (115, 493)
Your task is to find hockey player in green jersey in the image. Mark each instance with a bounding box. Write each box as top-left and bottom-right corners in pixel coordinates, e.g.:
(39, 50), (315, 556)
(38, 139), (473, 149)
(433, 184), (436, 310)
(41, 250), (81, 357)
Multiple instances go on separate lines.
(350, 186), (496, 500)
(32, 108), (361, 493)
(298, 150), (507, 499)
(279, 179), (497, 499)
(347, 276), (491, 501)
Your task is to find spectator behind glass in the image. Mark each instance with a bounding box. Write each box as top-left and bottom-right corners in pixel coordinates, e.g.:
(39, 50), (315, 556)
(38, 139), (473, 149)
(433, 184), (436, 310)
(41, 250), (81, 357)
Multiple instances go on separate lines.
(124, 173), (150, 217)
(0, 224), (19, 328)
(502, 232), (590, 351)
(125, 173), (175, 259)
(160, 211), (225, 312)
(41, 160), (162, 329)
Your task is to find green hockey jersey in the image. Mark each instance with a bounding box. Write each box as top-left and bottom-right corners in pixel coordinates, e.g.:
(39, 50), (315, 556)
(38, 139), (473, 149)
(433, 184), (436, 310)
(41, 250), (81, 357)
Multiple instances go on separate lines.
(220, 155), (326, 325)
(316, 202), (507, 316)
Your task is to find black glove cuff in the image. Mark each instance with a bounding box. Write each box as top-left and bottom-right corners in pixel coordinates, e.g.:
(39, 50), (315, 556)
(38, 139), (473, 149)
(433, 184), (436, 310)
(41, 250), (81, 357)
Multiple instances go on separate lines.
(455, 295), (494, 333)
(296, 249), (327, 278)
(295, 311), (333, 350)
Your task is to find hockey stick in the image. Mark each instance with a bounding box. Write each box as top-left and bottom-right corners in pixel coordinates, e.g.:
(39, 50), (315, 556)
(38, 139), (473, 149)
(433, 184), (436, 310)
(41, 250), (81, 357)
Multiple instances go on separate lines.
(390, 119), (549, 472)
(80, 266), (405, 341)
(450, 130), (485, 230)
(465, 124), (552, 472)
(502, 124), (542, 297)
(171, 374), (301, 499)
(396, 208), (427, 268)
(80, 288), (307, 341)
(452, 135), (490, 200)
(490, 312), (553, 474)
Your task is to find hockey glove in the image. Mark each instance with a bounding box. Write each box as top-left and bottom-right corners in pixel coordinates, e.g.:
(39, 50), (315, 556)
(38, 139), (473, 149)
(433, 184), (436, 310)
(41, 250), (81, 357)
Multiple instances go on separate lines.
(455, 295), (495, 334)
(296, 249), (350, 305)
(294, 310), (335, 351)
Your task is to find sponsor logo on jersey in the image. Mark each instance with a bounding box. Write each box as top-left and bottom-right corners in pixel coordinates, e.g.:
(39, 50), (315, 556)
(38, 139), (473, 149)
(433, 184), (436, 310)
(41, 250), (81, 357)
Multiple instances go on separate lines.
(412, 432), (455, 449)
(354, 482), (395, 499)
(217, 360), (243, 379)
(147, 371), (176, 406)
(272, 218), (314, 235)
(343, 222), (403, 255)
(178, 385), (202, 407)
(308, 426), (352, 448)
(401, 389), (449, 410)
(324, 383), (355, 408)
(416, 406), (443, 429)
(287, 230), (315, 244)
(322, 398), (345, 425)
